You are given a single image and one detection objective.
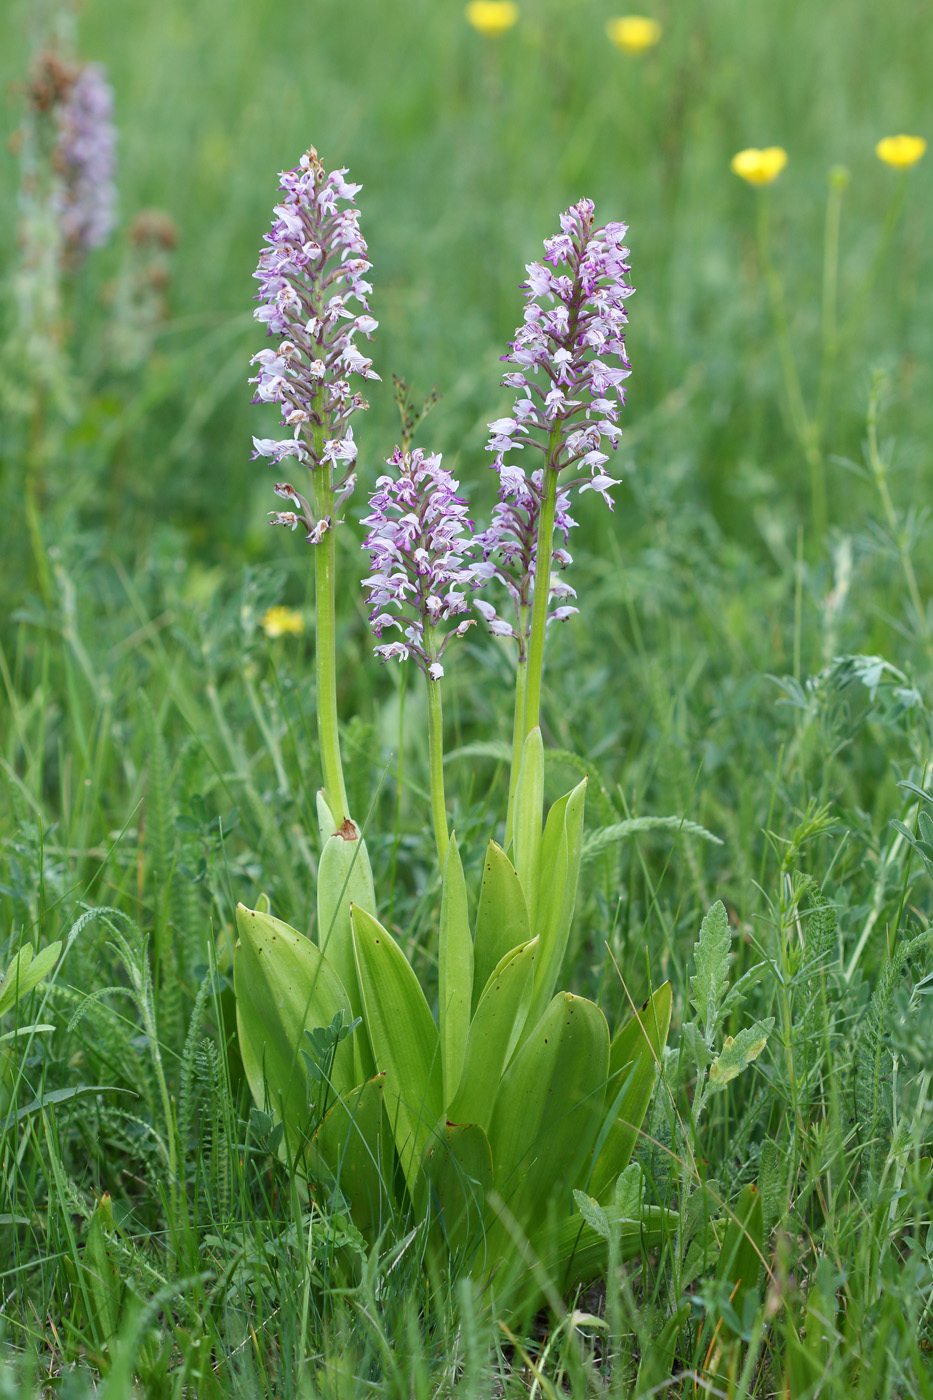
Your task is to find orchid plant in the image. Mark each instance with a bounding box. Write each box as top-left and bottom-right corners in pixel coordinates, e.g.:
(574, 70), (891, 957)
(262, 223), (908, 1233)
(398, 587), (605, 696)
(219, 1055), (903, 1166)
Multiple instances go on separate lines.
(234, 148), (676, 1309)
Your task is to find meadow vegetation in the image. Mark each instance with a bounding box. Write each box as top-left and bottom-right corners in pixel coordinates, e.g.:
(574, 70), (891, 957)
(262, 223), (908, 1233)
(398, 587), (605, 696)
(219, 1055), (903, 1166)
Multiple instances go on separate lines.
(1, 0), (932, 1395)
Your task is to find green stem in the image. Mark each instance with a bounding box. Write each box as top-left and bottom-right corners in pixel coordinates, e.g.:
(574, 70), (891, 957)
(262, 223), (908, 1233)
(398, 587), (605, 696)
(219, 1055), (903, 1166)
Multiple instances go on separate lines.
(310, 403), (349, 826)
(425, 638), (449, 866)
(755, 188), (825, 538)
(816, 168), (848, 437)
(504, 623), (528, 851)
(387, 659), (408, 926)
(524, 433), (562, 736)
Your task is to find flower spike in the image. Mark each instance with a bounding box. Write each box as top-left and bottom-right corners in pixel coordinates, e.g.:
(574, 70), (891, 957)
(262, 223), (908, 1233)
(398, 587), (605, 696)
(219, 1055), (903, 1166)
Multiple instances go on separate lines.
(477, 198), (632, 657)
(362, 447), (478, 679)
(250, 147), (378, 542)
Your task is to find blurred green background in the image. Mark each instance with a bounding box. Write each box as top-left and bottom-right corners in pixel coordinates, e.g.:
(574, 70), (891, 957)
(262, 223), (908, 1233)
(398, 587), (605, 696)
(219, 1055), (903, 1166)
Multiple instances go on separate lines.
(3, 0), (930, 556)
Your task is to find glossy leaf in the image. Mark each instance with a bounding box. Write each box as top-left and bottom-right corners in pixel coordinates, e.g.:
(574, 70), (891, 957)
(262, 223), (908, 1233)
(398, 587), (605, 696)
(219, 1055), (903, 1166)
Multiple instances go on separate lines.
(309, 1074), (388, 1235)
(472, 841), (530, 1014)
(588, 981), (672, 1200)
(524, 777), (587, 1032)
(234, 903), (353, 1164)
(439, 834), (473, 1106)
(511, 726), (543, 897)
(317, 811), (377, 1081)
(487, 992), (609, 1240)
(447, 937), (538, 1129)
(351, 905), (442, 1194)
(418, 1120), (493, 1259)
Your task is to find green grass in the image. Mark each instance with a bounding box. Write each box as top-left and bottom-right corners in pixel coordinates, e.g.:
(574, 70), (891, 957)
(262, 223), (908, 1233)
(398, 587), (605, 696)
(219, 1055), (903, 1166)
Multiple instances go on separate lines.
(2, 0), (933, 1394)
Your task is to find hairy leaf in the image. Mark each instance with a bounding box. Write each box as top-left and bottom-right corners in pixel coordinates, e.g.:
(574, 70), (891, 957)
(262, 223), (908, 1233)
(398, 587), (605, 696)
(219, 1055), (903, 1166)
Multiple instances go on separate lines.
(691, 900), (732, 1040)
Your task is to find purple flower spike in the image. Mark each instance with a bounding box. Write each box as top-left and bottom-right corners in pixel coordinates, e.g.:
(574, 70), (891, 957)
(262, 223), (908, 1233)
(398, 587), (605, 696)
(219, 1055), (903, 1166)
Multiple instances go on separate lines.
(489, 197), (632, 498)
(55, 63), (117, 254)
(475, 198), (632, 649)
(362, 448), (479, 679)
(250, 147), (378, 541)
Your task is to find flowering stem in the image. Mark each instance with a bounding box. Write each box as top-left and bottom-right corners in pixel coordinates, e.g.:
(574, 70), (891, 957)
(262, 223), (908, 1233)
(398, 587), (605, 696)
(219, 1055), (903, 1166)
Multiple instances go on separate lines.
(425, 628), (449, 865)
(524, 429), (562, 737)
(505, 621), (528, 850)
(755, 188), (826, 538)
(387, 658), (408, 926)
(310, 405), (349, 825)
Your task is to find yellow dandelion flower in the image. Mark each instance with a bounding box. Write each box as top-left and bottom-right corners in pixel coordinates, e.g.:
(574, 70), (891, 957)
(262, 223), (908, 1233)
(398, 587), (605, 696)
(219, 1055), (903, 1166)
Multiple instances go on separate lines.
(465, 1), (519, 37)
(876, 134), (926, 170)
(262, 605), (305, 639)
(730, 146), (788, 186)
(606, 15), (662, 54)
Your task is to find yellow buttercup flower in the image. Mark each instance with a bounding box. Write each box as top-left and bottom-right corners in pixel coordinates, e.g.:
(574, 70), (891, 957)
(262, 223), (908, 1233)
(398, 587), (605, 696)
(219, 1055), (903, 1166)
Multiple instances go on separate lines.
(606, 15), (662, 54)
(465, 1), (519, 37)
(876, 134), (926, 170)
(262, 606), (305, 639)
(730, 147), (788, 186)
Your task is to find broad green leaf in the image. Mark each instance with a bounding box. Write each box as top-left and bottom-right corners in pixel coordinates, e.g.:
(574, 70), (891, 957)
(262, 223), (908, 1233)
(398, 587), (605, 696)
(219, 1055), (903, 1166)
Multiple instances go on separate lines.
(708, 1018), (773, 1091)
(439, 835), (473, 1106)
(317, 817), (377, 1081)
(511, 726), (544, 898)
(691, 900), (732, 1040)
(588, 982), (672, 1200)
(0, 942), (62, 1018)
(316, 789), (337, 844)
(525, 778), (587, 1031)
(351, 906), (442, 1195)
(714, 1182), (764, 1337)
(447, 938), (538, 1129)
(418, 1121), (493, 1259)
(472, 841), (530, 1015)
(309, 1075), (388, 1235)
(234, 903), (354, 1164)
(487, 992), (608, 1241)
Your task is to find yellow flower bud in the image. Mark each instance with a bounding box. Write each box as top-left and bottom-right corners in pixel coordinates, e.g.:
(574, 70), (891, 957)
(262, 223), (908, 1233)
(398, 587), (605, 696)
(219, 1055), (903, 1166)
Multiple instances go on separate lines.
(875, 134), (927, 170)
(465, 1), (519, 37)
(730, 146), (788, 186)
(262, 606), (305, 639)
(606, 15), (662, 54)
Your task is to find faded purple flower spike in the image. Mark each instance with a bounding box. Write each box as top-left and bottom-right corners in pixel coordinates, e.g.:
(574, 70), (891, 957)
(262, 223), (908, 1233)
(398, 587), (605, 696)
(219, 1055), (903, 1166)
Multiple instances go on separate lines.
(56, 63), (116, 254)
(489, 198), (632, 508)
(250, 147), (378, 542)
(362, 447), (477, 680)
